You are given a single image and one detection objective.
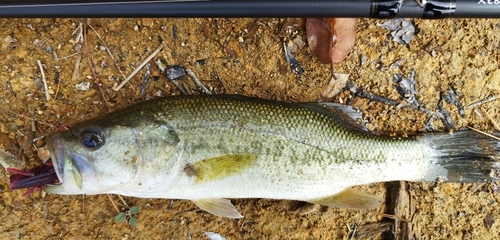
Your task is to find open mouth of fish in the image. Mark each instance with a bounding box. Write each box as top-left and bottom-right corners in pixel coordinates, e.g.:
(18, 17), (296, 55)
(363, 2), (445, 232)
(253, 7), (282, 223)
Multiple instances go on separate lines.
(8, 135), (64, 196)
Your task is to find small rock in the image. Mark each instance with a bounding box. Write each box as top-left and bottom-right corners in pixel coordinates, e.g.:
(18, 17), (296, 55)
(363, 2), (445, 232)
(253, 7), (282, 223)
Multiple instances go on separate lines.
(76, 81), (91, 91)
(165, 65), (185, 80)
(360, 54), (368, 66)
(378, 19), (416, 44)
(3, 35), (17, 43)
(37, 147), (51, 163)
(483, 213), (495, 230)
(431, 49), (437, 57)
(0, 148), (17, 169)
(394, 70), (419, 106)
(389, 59), (405, 69)
(140, 18), (153, 27)
(74, 43), (82, 52)
(205, 232), (226, 240)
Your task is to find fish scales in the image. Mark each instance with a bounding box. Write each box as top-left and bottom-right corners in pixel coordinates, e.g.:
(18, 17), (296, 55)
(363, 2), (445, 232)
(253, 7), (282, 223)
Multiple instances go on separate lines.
(129, 95), (432, 199)
(149, 95), (427, 163)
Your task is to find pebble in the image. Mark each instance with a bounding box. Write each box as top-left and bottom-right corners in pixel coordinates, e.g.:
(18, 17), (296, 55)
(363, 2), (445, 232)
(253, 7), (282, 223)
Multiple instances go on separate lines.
(431, 49), (437, 57)
(378, 19), (416, 44)
(205, 232), (226, 240)
(76, 81), (91, 91)
(3, 35), (17, 43)
(165, 65), (185, 80)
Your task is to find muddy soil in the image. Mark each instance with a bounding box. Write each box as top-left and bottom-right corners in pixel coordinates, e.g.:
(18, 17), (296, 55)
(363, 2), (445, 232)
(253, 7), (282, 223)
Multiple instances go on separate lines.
(0, 18), (499, 239)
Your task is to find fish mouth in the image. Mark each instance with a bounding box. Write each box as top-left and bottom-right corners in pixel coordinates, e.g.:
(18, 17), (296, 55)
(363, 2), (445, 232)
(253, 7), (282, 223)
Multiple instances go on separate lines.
(9, 133), (90, 194)
(7, 134), (63, 192)
(45, 133), (94, 193)
(45, 133), (65, 185)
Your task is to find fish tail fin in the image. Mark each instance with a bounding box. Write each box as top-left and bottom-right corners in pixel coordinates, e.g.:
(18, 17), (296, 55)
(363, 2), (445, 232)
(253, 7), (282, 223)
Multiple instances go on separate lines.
(422, 130), (500, 183)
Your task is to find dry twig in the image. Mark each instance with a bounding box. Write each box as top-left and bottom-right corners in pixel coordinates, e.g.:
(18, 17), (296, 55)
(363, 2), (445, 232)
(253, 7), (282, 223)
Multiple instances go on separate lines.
(113, 44), (164, 91)
(466, 126), (500, 141)
(186, 68), (212, 94)
(82, 18), (112, 112)
(366, 209), (409, 222)
(467, 94), (500, 109)
(87, 23), (127, 81)
(117, 195), (130, 208)
(72, 22), (83, 45)
(107, 194), (121, 213)
(7, 110), (70, 131)
(37, 60), (51, 101)
(480, 106), (500, 131)
(155, 59), (188, 95)
(71, 54), (82, 81)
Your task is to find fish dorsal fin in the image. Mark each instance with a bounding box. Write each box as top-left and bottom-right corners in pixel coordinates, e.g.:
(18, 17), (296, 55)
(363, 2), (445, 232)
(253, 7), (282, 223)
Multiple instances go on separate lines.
(184, 154), (257, 183)
(308, 188), (383, 210)
(299, 102), (369, 133)
(193, 198), (243, 218)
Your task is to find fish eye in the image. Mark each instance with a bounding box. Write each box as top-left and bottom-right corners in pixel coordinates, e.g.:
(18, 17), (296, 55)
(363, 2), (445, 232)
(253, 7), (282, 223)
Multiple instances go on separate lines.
(79, 128), (104, 150)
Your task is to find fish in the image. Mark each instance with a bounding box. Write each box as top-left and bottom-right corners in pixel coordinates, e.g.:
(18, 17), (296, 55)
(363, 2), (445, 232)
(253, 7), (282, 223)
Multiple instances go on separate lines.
(9, 94), (500, 218)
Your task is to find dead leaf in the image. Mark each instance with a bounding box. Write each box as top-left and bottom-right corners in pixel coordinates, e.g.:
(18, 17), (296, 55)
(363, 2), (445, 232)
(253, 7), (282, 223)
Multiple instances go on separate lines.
(306, 18), (332, 64)
(306, 18), (357, 64)
(319, 73), (350, 102)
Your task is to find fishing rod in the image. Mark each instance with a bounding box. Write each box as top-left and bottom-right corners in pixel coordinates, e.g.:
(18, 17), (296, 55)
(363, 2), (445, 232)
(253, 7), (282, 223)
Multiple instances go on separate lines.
(0, 0), (498, 18)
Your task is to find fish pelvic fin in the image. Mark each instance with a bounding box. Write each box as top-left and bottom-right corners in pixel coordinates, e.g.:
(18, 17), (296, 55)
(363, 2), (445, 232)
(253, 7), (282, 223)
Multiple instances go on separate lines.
(309, 188), (383, 210)
(422, 130), (500, 182)
(193, 198), (243, 218)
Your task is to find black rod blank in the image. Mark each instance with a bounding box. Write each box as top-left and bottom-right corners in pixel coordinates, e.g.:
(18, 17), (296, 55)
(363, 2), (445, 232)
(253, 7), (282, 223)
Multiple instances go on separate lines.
(0, 0), (498, 18)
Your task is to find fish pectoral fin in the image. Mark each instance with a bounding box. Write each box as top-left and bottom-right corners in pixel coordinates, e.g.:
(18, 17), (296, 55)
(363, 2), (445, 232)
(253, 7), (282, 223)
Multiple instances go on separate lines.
(193, 198), (243, 218)
(309, 188), (383, 210)
(185, 154), (257, 183)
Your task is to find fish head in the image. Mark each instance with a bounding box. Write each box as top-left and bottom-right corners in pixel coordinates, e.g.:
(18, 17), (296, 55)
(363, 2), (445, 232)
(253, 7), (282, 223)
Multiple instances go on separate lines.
(43, 113), (182, 195)
(43, 123), (118, 194)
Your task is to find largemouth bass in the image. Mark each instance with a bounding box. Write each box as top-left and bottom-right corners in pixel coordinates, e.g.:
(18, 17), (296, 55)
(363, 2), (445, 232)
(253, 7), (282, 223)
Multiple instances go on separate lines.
(9, 95), (500, 218)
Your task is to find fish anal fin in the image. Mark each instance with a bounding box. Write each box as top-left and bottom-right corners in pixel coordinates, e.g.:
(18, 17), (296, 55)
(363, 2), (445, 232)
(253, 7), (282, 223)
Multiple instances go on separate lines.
(187, 154), (257, 183)
(309, 188), (383, 210)
(193, 198), (243, 218)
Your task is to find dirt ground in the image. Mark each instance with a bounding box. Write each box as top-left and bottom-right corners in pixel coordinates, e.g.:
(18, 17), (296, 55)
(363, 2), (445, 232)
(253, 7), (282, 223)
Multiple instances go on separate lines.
(0, 17), (499, 239)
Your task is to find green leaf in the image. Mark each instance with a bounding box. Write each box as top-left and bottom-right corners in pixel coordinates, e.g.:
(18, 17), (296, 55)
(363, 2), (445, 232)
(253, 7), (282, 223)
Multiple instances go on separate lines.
(128, 217), (138, 227)
(129, 206), (139, 215)
(114, 212), (126, 223)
